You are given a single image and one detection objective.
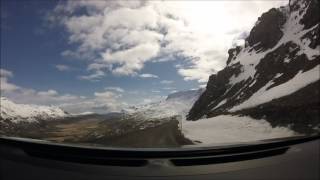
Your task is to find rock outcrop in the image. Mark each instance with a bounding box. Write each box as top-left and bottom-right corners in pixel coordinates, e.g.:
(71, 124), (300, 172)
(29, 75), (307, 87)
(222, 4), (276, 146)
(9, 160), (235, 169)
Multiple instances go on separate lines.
(187, 0), (320, 133)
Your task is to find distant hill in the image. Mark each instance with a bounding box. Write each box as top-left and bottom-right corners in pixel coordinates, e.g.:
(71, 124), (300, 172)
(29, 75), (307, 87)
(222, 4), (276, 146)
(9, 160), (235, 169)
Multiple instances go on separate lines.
(0, 97), (69, 123)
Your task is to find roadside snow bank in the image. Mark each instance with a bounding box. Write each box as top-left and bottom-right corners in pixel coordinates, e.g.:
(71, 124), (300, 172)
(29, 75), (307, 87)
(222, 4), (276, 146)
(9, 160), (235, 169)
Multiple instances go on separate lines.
(182, 115), (296, 145)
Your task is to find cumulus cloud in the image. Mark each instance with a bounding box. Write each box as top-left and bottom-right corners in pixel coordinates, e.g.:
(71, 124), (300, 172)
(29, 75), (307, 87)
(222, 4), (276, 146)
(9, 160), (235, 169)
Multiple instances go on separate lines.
(139, 73), (159, 79)
(50, 0), (286, 83)
(0, 69), (13, 77)
(0, 69), (20, 92)
(1, 68), (82, 106)
(1, 75), (125, 114)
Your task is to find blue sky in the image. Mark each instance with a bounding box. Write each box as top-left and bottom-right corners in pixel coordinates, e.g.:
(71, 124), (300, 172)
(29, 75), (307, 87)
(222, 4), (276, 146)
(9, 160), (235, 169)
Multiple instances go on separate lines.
(0, 0), (286, 113)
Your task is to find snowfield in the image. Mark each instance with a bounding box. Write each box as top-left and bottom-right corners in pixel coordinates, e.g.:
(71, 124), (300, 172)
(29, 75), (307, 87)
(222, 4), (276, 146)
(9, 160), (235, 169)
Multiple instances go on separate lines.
(182, 115), (296, 145)
(126, 89), (298, 145)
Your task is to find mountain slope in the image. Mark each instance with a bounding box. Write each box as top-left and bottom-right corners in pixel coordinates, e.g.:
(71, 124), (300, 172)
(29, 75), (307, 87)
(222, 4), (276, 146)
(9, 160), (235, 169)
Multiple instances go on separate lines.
(127, 89), (204, 120)
(0, 97), (68, 123)
(187, 0), (319, 133)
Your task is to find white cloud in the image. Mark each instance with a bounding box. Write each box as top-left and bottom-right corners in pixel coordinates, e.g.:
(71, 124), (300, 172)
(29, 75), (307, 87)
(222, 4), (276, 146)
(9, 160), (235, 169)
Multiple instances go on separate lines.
(0, 69), (13, 77)
(1, 69), (82, 106)
(87, 63), (111, 71)
(5, 88), (80, 106)
(139, 73), (159, 79)
(151, 90), (161, 93)
(104, 87), (124, 93)
(55, 64), (71, 71)
(0, 77), (20, 92)
(37, 89), (58, 96)
(0, 69), (159, 114)
(61, 90), (125, 113)
(160, 80), (174, 84)
(162, 87), (176, 90)
(78, 70), (105, 81)
(101, 43), (160, 76)
(94, 90), (121, 100)
(78, 63), (112, 81)
(51, 0), (287, 82)
(0, 69), (20, 92)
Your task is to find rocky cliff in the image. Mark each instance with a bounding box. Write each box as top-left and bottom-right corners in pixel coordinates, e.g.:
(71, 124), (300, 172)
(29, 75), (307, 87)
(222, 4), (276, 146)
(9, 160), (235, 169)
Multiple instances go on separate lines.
(187, 0), (319, 133)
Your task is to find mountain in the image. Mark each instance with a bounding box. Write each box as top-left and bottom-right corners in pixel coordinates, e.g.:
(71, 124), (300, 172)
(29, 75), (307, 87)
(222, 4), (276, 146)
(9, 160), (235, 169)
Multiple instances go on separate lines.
(0, 97), (69, 123)
(126, 89), (204, 120)
(187, 0), (319, 133)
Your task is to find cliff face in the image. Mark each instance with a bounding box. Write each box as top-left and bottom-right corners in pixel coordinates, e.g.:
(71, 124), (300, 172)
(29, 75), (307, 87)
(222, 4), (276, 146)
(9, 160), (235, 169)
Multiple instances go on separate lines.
(187, 0), (320, 133)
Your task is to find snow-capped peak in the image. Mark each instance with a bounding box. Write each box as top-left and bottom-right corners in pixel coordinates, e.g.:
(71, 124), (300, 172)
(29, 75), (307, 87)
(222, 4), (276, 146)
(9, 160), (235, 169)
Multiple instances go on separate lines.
(0, 97), (69, 123)
(127, 89), (204, 120)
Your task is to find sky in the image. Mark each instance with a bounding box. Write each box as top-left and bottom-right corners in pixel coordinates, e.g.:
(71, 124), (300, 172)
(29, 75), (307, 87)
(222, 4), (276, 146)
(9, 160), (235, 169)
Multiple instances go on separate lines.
(0, 0), (287, 114)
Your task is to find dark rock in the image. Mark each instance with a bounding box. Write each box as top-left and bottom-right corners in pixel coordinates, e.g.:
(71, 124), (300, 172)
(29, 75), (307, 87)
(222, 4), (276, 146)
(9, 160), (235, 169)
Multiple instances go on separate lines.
(300, 0), (320, 29)
(235, 81), (320, 134)
(226, 46), (242, 65)
(187, 0), (320, 134)
(246, 8), (286, 51)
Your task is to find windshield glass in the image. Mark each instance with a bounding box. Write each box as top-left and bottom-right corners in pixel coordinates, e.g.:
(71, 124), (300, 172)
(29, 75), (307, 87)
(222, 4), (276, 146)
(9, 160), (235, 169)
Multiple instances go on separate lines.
(1, 0), (319, 149)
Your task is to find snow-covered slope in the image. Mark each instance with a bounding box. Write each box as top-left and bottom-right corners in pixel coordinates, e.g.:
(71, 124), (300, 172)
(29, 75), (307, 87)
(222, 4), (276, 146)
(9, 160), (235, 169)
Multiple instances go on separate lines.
(127, 89), (204, 120)
(0, 97), (68, 123)
(187, 0), (319, 133)
(183, 115), (296, 145)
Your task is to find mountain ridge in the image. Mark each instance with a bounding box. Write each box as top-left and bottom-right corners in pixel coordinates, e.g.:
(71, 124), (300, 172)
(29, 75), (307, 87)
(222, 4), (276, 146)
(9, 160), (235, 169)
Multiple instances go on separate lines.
(0, 97), (69, 123)
(187, 0), (319, 133)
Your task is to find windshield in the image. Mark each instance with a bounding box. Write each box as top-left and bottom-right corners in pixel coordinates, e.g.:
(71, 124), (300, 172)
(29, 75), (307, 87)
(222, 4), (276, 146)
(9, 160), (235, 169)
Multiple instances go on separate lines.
(1, 0), (319, 149)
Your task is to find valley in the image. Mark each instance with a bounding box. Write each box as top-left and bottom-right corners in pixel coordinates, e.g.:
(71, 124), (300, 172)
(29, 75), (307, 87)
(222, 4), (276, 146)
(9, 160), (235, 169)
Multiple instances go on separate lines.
(1, 114), (192, 148)
(1, 0), (319, 148)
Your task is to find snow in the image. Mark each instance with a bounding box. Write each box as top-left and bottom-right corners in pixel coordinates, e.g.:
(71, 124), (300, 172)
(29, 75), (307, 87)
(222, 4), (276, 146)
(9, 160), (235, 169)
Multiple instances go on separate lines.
(211, 99), (227, 110)
(75, 111), (95, 115)
(284, 56), (291, 63)
(274, 73), (283, 79)
(128, 89), (204, 119)
(182, 115), (296, 145)
(228, 3), (319, 86)
(248, 79), (256, 87)
(230, 64), (320, 112)
(0, 97), (68, 123)
(228, 48), (268, 85)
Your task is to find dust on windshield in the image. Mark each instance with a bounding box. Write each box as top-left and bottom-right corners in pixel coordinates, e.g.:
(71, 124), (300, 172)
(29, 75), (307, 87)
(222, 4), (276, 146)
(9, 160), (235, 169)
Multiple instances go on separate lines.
(1, 0), (319, 148)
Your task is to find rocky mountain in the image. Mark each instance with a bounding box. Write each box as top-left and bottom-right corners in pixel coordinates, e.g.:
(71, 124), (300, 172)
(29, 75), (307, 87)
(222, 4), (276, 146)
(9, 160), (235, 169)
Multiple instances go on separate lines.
(0, 97), (69, 123)
(187, 0), (319, 133)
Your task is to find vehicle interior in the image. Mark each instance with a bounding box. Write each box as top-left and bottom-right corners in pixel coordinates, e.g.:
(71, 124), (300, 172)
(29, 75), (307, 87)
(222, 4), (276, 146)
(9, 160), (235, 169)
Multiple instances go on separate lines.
(1, 0), (319, 179)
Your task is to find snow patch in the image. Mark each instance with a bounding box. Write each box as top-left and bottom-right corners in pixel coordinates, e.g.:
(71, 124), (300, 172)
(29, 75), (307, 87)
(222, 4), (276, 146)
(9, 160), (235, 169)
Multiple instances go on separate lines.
(230, 64), (320, 112)
(182, 115), (296, 144)
(211, 99), (227, 110)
